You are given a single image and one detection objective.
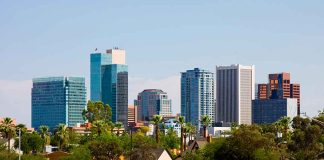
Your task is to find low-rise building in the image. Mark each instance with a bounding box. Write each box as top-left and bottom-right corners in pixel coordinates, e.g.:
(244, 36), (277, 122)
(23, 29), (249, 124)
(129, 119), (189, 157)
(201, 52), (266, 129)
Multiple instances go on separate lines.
(252, 98), (298, 124)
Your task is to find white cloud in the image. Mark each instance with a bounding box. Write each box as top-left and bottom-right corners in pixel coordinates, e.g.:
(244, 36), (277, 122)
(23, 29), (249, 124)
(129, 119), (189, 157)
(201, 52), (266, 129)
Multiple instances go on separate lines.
(129, 75), (181, 114)
(0, 80), (32, 127)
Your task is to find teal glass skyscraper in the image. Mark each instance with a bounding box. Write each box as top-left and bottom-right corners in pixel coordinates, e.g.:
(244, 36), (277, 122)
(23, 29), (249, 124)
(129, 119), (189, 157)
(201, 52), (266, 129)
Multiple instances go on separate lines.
(32, 77), (86, 130)
(90, 52), (112, 101)
(102, 64), (128, 127)
(90, 48), (128, 127)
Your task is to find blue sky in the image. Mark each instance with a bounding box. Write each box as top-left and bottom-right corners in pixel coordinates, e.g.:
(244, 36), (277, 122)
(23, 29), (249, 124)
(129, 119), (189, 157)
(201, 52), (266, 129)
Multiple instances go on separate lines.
(1, 0), (324, 126)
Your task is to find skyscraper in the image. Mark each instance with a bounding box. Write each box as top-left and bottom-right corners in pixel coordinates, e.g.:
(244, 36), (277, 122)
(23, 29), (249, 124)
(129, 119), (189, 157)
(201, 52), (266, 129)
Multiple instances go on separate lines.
(128, 105), (137, 127)
(181, 68), (214, 129)
(257, 83), (268, 100)
(135, 89), (172, 122)
(90, 48), (128, 127)
(90, 52), (111, 101)
(101, 64), (128, 127)
(32, 77), (86, 130)
(257, 72), (301, 115)
(269, 72), (291, 99)
(216, 64), (255, 125)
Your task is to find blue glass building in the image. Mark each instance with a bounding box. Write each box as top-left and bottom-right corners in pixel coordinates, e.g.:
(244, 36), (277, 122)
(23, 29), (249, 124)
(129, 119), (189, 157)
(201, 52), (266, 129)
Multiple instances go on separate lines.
(90, 53), (112, 101)
(101, 64), (128, 127)
(90, 48), (128, 127)
(252, 98), (298, 124)
(181, 68), (215, 129)
(32, 77), (86, 131)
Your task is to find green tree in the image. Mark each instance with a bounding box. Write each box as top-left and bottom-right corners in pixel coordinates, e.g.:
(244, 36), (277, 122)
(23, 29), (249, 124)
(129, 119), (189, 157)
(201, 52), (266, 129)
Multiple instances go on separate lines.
(215, 125), (280, 160)
(152, 115), (163, 144)
(115, 122), (123, 136)
(0, 117), (16, 152)
(61, 145), (91, 160)
(82, 101), (112, 123)
(138, 126), (150, 135)
(16, 123), (27, 135)
(88, 134), (123, 160)
(177, 116), (186, 152)
(39, 125), (50, 152)
(91, 120), (108, 137)
(14, 133), (43, 154)
(288, 116), (323, 160)
(55, 124), (69, 151)
(186, 123), (196, 141)
(161, 127), (180, 151)
(201, 115), (212, 138)
(128, 133), (158, 160)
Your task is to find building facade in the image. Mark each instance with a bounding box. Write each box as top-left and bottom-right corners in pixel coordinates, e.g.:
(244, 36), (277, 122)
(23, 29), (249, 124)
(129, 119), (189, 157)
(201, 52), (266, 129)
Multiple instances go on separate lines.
(252, 98), (298, 124)
(257, 83), (268, 100)
(135, 89), (172, 122)
(256, 72), (301, 115)
(101, 64), (128, 127)
(90, 48), (128, 128)
(90, 52), (112, 101)
(181, 68), (215, 129)
(216, 64), (255, 126)
(32, 77), (86, 130)
(128, 105), (137, 126)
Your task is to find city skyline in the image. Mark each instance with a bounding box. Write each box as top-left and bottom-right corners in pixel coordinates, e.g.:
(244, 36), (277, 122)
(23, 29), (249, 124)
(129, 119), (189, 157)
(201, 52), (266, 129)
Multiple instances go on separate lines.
(1, 1), (324, 126)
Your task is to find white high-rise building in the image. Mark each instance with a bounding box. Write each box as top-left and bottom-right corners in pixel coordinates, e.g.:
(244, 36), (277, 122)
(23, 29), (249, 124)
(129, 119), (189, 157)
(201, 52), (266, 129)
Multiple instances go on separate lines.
(216, 64), (255, 125)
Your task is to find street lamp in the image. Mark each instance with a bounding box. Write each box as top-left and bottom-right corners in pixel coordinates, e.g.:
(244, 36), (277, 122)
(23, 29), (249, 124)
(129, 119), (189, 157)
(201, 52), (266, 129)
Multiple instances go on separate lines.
(18, 128), (21, 160)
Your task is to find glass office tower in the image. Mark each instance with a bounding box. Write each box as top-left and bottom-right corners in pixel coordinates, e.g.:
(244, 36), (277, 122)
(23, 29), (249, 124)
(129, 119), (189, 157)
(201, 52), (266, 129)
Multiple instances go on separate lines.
(32, 77), (86, 130)
(135, 89), (172, 122)
(181, 68), (215, 129)
(101, 64), (128, 128)
(90, 53), (112, 101)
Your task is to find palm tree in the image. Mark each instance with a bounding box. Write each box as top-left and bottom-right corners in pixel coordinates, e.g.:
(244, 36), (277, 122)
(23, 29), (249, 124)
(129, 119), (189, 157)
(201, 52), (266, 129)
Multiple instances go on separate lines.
(16, 124), (27, 135)
(55, 124), (69, 151)
(183, 125), (191, 151)
(201, 115), (211, 138)
(0, 117), (16, 152)
(115, 122), (123, 136)
(186, 123), (196, 141)
(152, 115), (163, 144)
(177, 116), (186, 152)
(275, 116), (291, 141)
(39, 125), (50, 152)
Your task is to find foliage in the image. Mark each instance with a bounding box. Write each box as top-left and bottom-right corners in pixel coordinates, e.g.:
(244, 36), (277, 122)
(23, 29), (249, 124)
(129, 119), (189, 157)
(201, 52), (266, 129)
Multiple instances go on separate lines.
(16, 123), (27, 135)
(128, 133), (158, 160)
(0, 117), (16, 151)
(114, 122), (123, 136)
(151, 115), (163, 144)
(55, 124), (69, 151)
(82, 101), (112, 123)
(60, 145), (91, 160)
(182, 150), (203, 160)
(88, 134), (123, 160)
(288, 116), (323, 160)
(160, 128), (180, 150)
(14, 132), (43, 154)
(138, 126), (150, 135)
(177, 116), (186, 152)
(201, 115), (212, 138)
(39, 125), (50, 152)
